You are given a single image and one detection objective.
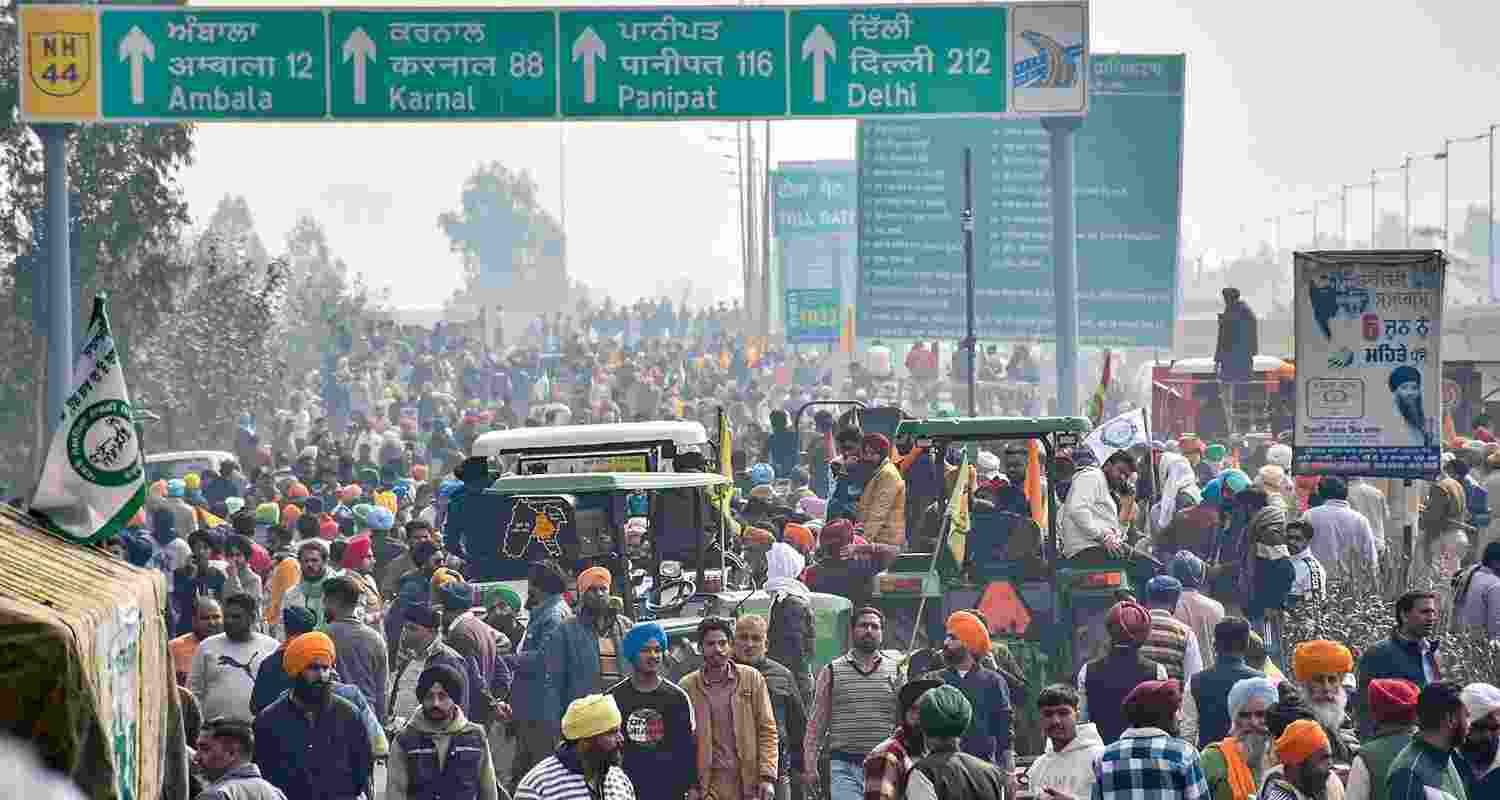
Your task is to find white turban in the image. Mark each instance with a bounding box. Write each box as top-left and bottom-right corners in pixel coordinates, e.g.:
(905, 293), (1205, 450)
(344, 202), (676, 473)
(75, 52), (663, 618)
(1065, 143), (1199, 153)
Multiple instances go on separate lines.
(1461, 682), (1500, 726)
(1228, 677), (1279, 721)
(1266, 444), (1292, 471)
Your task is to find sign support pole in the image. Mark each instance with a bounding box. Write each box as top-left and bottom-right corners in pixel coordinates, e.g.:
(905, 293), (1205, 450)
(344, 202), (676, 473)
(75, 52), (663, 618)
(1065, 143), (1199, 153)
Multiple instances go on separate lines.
(961, 147), (976, 417)
(42, 124), (73, 443)
(1044, 117), (1082, 417)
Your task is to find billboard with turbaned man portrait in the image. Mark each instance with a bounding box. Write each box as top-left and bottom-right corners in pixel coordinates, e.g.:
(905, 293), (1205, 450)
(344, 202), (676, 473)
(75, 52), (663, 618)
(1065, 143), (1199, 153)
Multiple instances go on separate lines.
(1293, 250), (1445, 479)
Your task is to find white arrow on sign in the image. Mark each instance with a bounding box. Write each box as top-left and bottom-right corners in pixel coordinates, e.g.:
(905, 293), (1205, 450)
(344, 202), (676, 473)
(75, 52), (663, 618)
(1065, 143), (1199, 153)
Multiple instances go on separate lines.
(118, 25), (155, 106)
(342, 27), (377, 106)
(571, 26), (606, 105)
(801, 24), (836, 104)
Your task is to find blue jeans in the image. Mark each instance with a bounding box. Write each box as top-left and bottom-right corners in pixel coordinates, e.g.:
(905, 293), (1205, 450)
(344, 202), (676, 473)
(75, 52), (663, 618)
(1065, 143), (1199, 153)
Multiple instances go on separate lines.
(829, 758), (863, 800)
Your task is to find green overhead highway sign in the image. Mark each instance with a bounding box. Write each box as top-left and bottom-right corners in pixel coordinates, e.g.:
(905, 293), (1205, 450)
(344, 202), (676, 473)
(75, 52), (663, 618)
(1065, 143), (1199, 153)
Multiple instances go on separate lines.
(20, 3), (1089, 123)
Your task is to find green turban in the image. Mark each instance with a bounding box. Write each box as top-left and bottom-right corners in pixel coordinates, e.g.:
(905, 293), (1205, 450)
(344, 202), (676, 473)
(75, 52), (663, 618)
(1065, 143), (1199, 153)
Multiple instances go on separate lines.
(919, 684), (973, 738)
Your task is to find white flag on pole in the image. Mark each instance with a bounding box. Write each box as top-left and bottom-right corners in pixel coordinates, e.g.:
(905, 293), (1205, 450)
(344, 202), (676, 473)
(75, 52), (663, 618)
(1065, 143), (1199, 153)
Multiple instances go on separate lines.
(30, 296), (146, 544)
(1085, 407), (1150, 464)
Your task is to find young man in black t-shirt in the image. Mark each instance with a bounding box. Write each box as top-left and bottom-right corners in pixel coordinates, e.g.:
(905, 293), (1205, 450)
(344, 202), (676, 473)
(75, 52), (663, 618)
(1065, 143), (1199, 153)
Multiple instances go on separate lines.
(611, 621), (699, 800)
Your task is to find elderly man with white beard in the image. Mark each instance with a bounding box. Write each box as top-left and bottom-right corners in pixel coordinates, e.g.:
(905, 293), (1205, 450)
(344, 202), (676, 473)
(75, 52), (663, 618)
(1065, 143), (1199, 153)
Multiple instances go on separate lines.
(1200, 677), (1280, 800)
(1458, 682), (1500, 796)
(1292, 640), (1359, 765)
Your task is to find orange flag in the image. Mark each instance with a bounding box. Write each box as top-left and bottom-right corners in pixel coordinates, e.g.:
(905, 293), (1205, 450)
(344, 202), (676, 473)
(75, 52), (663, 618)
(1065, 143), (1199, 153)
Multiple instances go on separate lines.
(1025, 439), (1047, 528)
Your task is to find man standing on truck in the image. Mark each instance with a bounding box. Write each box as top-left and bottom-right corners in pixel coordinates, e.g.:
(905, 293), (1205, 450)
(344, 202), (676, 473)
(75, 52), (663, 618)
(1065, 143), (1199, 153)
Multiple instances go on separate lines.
(1214, 288), (1258, 436)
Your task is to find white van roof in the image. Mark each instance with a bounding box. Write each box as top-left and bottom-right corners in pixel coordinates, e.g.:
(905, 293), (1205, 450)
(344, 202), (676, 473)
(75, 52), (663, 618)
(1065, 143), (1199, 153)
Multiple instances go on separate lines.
(470, 421), (710, 459)
(1168, 355), (1287, 375)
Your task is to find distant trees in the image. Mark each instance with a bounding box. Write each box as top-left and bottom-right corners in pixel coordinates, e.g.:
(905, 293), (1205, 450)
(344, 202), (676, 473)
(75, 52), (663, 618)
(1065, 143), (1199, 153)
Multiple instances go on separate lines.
(438, 162), (567, 312)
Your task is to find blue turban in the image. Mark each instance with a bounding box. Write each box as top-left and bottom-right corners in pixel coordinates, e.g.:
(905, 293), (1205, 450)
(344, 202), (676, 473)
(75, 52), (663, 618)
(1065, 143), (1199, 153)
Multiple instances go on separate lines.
(750, 463), (775, 486)
(392, 481), (414, 504)
(1203, 477), (1223, 504)
(366, 506), (395, 531)
(1389, 365), (1421, 393)
(166, 479), (186, 498)
(1169, 551), (1206, 589)
(622, 622), (668, 667)
(438, 480), (465, 500)
(1221, 469), (1251, 495)
(1228, 677), (1279, 720)
(1070, 446), (1098, 468)
(1146, 575), (1183, 607)
(439, 581), (474, 612)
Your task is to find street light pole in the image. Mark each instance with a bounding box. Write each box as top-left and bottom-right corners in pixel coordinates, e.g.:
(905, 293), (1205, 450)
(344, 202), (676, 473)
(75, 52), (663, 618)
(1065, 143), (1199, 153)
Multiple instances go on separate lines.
(1403, 155), (1412, 247)
(1492, 125), (1497, 301)
(1440, 142), (1451, 251)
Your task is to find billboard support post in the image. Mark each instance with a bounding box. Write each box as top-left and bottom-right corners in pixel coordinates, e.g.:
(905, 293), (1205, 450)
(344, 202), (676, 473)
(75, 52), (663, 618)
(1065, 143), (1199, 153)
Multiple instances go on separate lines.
(1044, 116), (1083, 416)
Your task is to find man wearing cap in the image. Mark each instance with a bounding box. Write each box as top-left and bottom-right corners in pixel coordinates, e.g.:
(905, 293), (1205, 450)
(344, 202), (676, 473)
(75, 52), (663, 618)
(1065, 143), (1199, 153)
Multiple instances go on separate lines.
(1458, 682), (1500, 796)
(854, 433), (906, 548)
(254, 632), (375, 800)
(1023, 684), (1104, 800)
(387, 663), (502, 800)
(904, 686), (1008, 800)
(1386, 681), (1470, 800)
(1200, 677), (1279, 800)
(515, 694), (634, 800)
(510, 560), (576, 789)
(863, 678), (943, 800)
(1292, 640), (1359, 764)
(933, 611), (1014, 770)
(612, 622), (697, 800)
(1262, 719), (1336, 800)
(1345, 679), (1419, 800)
(392, 603), (484, 728)
(1093, 679), (1208, 800)
(1077, 600), (1169, 746)
(1191, 618), (1265, 749)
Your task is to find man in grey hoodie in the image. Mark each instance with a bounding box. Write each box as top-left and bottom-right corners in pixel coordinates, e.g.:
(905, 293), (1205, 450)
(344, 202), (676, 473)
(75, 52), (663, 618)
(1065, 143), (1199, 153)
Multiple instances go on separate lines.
(1024, 684), (1105, 800)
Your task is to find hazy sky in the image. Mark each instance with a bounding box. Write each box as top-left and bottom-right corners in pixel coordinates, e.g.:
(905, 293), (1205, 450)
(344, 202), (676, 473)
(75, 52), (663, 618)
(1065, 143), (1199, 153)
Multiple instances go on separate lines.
(180, 1), (1500, 308)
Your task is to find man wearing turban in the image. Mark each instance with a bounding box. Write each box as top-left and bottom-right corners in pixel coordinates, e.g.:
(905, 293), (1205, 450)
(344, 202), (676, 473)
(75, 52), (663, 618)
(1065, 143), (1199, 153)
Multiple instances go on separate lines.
(1459, 682), (1500, 795)
(854, 432), (907, 548)
(515, 694), (634, 800)
(1292, 639), (1358, 764)
(1262, 719), (1333, 800)
(1200, 677), (1279, 800)
(253, 632), (375, 800)
(1093, 680), (1208, 800)
(1078, 600), (1169, 746)
(905, 686), (1009, 800)
(387, 663), (502, 800)
(1171, 550), (1227, 671)
(865, 678), (945, 800)
(1385, 681), (1470, 800)
(611, 622), (697, 800)
(550, 566), (634, 721)
(934, 611), (1014, 770)
(1344, 678), (1418, 800)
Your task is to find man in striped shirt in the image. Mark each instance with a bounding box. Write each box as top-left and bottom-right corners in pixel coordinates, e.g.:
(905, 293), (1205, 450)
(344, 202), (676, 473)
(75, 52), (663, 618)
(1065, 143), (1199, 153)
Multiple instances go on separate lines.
(516, 694), (636, 800)
(1092, 679), (1208, 800)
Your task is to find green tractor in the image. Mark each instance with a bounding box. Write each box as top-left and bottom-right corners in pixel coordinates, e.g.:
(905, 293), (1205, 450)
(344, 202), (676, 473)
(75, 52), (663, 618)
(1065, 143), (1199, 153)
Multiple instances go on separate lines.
(869, 416), (1143, 755)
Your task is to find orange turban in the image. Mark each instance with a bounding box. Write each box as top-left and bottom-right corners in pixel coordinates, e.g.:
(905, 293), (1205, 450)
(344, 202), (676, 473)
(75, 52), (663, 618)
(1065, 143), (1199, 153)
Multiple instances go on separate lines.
(412, 464), (429, 482)
(946, 611), (992, 656)
(287, 481), (311, 499)
(1274, 719), (1330, 766)
(283, 632), (336, 676)
(339, 485), (363, 503)
(783, 524), (815, 555)
(577, 566), (612, 594)
(149, 480), (168, 498)
(1293, 640), (1354, 682)
(282, 504), (302, 528)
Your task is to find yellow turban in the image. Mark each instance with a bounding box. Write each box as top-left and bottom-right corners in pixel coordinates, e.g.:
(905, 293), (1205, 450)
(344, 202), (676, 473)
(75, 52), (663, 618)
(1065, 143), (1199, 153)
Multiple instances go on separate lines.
(184, 472), (201, 490)
(1293, 640), (1354, 682)
(946, 611), (992, 656)
(577, 566), (612, 594)
(1274, 718), (1330, 766)
(430, 567), (462, 594)
(376, 491), (398, 514)
(284, 632), (336, 677)
(561, 694), (622, 741)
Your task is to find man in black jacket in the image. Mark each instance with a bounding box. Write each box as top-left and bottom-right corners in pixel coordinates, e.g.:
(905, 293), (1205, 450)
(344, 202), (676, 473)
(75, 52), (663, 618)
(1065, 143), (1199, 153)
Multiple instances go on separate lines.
(906, 686), (1006, 800)
(254, 632), (374, 800)
(1214, 288), (1258, 435)
(1190, 617), (1264, 748)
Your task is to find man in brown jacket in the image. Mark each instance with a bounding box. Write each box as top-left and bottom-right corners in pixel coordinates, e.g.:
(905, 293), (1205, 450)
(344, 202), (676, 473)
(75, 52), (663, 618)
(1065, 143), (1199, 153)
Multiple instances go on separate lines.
(1419, 469), (1470, 589)
(680, 617), (779, 800)
(856, 433), (907, 548)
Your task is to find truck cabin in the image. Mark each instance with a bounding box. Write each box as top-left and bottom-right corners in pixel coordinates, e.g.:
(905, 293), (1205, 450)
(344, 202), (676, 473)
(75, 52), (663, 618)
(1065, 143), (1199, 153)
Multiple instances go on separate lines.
(1150, 355), (1292, 440)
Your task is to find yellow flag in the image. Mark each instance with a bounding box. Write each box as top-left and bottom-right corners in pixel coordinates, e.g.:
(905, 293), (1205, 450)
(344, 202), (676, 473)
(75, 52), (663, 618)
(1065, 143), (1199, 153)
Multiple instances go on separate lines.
(940, 453), (971, 572)
(1025, 439), (1047, 529)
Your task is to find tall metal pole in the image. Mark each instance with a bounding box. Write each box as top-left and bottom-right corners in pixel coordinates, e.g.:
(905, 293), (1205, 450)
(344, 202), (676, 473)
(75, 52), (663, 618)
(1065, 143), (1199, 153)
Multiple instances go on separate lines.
(42, 126), (72, 442)
(1403, 155), (1412, 247)
(961, 147), (976, 417)
(1043, 117), (1082, 417)
(559, 124), (567, 294)
(1370, 170), (1378, 246)
(1442, 142), (1451, 252)
(740, 122), (754, 321)
(1491, 126), (1496, 301)
(1340, 185), (1350, 247)
(761, 120), (772, 338)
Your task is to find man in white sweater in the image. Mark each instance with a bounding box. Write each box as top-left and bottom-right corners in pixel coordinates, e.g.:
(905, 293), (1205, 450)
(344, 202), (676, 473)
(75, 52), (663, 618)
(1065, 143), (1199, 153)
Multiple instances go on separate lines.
(189, 592), (279, 721)
(1059, 450), (1138, 562)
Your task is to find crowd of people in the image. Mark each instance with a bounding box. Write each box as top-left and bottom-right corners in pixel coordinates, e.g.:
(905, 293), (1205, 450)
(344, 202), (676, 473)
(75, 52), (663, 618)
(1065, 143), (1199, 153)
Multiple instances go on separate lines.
(55, 298), (1500, 800)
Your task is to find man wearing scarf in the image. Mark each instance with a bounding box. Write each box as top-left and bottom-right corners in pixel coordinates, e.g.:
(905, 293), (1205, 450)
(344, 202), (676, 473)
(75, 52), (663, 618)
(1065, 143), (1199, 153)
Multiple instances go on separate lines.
(862, 678), (944, 800)
(1291, 640), (1359, 764)
(855, 433), (907, 548)
(1150, 454), (1203, 552)
(1201, 677), (1279, 800)
(515, 695), (635, 800)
